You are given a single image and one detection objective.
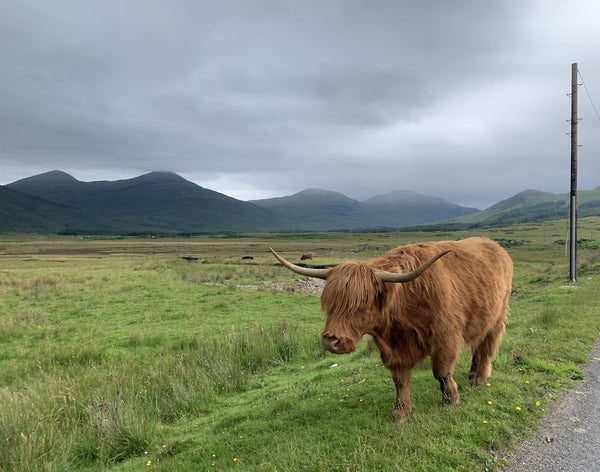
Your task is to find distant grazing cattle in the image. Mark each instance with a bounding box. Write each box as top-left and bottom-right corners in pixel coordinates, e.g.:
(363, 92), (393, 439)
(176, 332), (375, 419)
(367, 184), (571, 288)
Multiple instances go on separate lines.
(300, 252), (314, 261)
(269, 237), (513, 422)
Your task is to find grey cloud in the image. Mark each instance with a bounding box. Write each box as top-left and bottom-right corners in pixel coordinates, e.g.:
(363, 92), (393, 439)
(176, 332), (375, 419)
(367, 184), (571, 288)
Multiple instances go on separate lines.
(1, 0), (599, 210)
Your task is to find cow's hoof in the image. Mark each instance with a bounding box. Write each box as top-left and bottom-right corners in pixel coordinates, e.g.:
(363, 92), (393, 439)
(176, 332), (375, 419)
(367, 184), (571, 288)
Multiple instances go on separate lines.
(442, 393), (461, 406)
(389, 408), (410, 423)
(443, 397), (461, 407)
(470, 376), (490, 387)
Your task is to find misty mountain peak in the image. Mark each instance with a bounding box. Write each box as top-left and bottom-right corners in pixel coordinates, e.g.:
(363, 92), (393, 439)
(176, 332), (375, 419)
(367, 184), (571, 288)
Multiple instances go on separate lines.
(11, 170), (79, 186)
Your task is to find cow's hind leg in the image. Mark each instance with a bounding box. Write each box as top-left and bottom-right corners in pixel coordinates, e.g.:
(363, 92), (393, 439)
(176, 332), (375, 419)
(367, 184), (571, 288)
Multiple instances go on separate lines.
(470, 319), (505, 386)
(431, 351), (460, 406)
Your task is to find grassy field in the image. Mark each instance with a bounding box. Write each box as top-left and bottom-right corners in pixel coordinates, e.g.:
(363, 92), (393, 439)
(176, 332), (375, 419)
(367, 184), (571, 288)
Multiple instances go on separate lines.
(1, 218), (599, 471)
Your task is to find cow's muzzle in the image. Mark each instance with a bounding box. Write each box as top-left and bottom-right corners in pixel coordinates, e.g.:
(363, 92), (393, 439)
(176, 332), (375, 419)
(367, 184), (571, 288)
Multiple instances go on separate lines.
(322, 333), (355, 354)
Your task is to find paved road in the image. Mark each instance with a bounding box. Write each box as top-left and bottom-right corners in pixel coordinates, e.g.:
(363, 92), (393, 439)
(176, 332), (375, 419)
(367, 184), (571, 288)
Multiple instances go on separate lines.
(505, 338), (600, 471)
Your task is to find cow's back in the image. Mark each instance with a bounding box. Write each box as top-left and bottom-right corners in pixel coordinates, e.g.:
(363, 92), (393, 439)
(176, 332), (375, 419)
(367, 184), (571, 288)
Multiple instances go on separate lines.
(376, 237), (513, 344)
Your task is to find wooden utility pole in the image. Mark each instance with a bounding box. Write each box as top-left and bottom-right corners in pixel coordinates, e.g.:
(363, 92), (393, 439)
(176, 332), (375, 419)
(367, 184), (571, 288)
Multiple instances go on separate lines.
(569, 62), (578, 282)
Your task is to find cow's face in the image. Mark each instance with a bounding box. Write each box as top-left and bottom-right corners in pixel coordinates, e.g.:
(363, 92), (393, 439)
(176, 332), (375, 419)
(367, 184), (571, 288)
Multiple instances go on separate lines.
(321, 323), (364, 354)
(320, 263), (385, 354)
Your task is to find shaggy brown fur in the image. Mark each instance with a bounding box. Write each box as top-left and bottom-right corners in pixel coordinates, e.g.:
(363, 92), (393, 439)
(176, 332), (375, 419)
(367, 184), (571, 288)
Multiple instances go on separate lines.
(319, 237), (513, 422)
(300, 252), (314, 261)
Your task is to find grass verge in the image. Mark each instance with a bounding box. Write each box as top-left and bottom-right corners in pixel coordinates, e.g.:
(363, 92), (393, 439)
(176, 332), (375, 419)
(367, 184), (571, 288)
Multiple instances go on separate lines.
(0, 225), (599, 470)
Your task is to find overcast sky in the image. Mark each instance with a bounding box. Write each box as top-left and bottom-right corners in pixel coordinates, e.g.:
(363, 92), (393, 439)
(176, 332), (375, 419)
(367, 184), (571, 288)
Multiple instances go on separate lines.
(1, 0), (599, 209)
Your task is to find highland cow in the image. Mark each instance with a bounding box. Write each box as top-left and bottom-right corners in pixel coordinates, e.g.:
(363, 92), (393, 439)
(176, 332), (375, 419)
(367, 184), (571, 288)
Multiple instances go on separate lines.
(269, 237), (513, 421)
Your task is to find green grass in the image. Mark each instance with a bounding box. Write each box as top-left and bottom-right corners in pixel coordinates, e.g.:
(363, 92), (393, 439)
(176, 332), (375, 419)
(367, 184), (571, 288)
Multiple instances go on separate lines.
(1, 219), (599, 471)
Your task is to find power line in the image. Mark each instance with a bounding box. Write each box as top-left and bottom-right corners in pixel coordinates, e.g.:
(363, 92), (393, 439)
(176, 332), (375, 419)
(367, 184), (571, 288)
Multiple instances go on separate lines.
(578, 68), (600, 121)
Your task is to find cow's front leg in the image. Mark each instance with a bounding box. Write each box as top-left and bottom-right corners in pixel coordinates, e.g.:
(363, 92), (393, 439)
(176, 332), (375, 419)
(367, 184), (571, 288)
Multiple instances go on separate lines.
(390, 368), (412, 422)
(432, 352), (460, 406)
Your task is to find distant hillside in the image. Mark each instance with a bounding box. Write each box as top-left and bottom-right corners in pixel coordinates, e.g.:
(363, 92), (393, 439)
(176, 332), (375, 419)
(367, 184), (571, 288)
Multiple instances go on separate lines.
(4, 170), (599, 234)
(251, 188), (479, 231)
(363, 190), (479, 226)
(250, 189), (372, 230)
(8, 171), (283, 233)
(454, 188), (600, 226)
(0, 185), (120, 233)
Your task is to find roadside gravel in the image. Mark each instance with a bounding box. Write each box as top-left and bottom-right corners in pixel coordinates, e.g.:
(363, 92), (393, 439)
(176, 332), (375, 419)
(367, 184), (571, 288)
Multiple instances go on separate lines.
(505, 338), (600, 471)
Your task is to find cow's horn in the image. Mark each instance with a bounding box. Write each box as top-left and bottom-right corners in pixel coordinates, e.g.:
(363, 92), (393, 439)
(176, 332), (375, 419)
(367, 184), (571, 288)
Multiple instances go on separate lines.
(375, 250), (451, 283)
(268, 247), (330, 280)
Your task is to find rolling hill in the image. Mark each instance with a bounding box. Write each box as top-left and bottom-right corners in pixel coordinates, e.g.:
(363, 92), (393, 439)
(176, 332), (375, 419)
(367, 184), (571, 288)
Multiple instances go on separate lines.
(0, 184), (121, 234)
(251, 189), (372, 231)
(7, 171), (283, 233)
(454, 188), (600, 227)
(3, 170), (599, 234)
(363, 190), (478, 226)
(251, 189), (478, 231)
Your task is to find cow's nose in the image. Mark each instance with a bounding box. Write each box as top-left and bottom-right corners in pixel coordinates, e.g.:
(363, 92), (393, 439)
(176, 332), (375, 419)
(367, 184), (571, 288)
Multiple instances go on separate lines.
(322, 333), (340, 352)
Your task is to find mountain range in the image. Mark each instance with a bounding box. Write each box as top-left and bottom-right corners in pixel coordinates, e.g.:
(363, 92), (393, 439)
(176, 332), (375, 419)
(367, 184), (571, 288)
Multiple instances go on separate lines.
(2, 170), (599, 234)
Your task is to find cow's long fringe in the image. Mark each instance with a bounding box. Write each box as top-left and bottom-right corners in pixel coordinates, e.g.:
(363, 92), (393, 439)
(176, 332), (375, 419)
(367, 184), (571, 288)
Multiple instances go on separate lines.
(321, 262), (385, 321)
